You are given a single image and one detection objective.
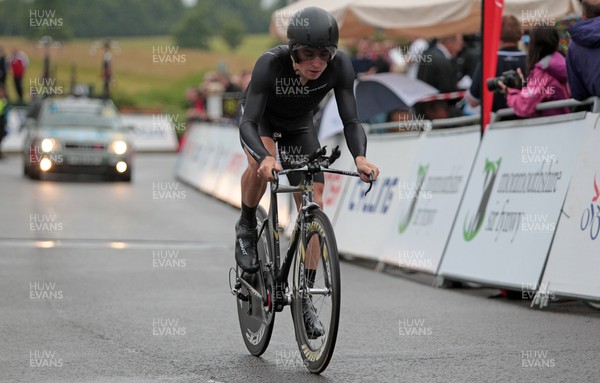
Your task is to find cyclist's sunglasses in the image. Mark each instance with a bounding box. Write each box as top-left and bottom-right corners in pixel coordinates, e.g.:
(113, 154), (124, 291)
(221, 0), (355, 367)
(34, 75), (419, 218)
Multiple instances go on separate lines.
(295, 46), (336, 63)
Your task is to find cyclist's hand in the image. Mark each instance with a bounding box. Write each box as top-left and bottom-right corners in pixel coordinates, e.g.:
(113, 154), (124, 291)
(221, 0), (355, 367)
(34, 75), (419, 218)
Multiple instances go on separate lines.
(355, 156), (379, 183)
(257, 156), (282, 181)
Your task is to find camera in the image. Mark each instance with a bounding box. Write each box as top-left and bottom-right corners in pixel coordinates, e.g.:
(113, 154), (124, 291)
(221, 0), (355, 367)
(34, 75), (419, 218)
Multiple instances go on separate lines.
(486, 70), (523, 92)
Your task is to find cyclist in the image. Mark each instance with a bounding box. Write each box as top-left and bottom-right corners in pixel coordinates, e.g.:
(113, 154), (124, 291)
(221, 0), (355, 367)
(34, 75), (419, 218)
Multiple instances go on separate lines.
(236, 7), (379, 337)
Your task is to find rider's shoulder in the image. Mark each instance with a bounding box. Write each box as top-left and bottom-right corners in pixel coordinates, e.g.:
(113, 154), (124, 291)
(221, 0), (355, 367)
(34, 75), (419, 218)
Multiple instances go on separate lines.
(257, 45), (290, 65)
(330, 50), (352, 69)
(329, 51), (354, 79)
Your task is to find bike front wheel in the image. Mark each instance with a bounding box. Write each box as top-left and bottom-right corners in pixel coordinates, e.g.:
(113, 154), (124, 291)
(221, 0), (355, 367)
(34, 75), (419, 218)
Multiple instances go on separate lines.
(291, 209), (341, 374)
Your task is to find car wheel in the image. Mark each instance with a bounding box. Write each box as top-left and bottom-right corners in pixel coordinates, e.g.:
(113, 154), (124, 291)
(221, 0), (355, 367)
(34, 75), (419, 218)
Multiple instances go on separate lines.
(29, 170), (41, 180)
(116, 171), (132, 182)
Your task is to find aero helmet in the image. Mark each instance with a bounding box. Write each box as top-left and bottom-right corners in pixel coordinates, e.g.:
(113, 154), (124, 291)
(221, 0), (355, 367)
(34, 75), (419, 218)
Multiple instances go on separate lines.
(287, 7), (339, 63)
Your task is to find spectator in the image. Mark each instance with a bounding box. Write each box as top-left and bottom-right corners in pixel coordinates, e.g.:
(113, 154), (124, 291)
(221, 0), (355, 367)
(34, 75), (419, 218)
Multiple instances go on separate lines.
(566, 0), (600, 100)
(9, 48), (29, 105)
(417, 34), (463, 93)
(186, 87), (207, 123)
(371, 41), (390, 74)
(555, 0), (583, 56)
(351, 38), (376, 78)
(466, 15), (527, 112)
(389, 38), (430, 79)
(0, 86), (9, 158)
(455, 34), (481, 89)
(417, 34), (463, 119)
(0, 46), (7, 93)
(502, 26), (570, 118)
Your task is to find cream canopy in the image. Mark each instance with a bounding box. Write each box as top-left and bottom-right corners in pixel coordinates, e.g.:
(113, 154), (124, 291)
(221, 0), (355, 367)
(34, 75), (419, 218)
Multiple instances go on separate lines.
(270, 0), (581, 40)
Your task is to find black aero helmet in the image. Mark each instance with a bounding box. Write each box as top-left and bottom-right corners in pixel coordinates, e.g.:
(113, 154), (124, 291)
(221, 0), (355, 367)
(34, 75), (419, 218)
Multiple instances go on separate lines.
(287, 7), (339, 63)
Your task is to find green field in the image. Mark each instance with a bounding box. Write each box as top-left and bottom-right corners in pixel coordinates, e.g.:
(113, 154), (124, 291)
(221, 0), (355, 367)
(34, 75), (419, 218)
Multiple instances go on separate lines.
(1, 34), (279, 115)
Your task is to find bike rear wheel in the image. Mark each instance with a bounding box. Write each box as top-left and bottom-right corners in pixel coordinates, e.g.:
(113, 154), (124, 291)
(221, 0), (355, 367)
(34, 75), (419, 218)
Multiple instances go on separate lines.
(291, 209), (340, 373)
(236, 206), (275, 356)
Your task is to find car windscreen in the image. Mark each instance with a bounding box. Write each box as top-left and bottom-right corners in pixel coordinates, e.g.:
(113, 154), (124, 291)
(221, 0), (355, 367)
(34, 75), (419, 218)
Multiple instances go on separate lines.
(40, 103), (121, 129)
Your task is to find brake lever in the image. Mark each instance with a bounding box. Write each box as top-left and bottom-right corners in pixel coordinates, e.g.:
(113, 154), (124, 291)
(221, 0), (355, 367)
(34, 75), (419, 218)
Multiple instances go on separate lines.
(364, 170), (375, 196)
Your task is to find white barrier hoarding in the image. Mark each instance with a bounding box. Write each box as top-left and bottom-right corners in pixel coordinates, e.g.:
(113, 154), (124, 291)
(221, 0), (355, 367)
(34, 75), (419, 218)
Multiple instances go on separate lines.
(175, 123), (292, 227)
(2, 110), (179, 153)
(537, 113), (600, 303)
(438, 114), (586, 289)
(2, 108), (27, 152)
(120, 114), (179, 152)
(379, 127), (480, 273)
(320, 134), (355, 222)
(175, 123), (211, 188)
(334, 132), (423, 259)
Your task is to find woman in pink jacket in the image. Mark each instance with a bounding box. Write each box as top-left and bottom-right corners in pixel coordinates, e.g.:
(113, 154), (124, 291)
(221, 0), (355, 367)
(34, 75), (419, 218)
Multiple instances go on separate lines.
(500, 26), (570, 118)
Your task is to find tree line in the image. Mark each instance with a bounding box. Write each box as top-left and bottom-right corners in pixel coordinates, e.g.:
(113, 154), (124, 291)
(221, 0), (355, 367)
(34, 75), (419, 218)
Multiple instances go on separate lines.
(1, 0), (286, 49)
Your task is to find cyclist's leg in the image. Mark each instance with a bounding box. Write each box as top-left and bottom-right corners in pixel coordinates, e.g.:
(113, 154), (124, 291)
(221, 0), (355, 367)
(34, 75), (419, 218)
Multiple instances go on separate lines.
(280, 122), (325, 270)
(279, 120), (326, 335)
(241, 136), (276, 207)
(236, 120), (277, 273)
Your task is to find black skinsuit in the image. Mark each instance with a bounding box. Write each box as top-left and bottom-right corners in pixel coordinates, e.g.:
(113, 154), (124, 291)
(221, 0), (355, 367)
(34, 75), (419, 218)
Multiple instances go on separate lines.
(239, 45), (367, 185)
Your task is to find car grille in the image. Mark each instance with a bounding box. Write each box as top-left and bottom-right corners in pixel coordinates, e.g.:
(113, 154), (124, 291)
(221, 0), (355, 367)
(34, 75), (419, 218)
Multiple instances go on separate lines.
(64, 143), (106, 151)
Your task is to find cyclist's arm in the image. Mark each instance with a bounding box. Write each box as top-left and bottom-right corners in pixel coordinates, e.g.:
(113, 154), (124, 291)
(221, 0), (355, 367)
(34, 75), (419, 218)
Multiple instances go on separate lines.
(333, 53), (367, 160)
(239, 53), (275, 164)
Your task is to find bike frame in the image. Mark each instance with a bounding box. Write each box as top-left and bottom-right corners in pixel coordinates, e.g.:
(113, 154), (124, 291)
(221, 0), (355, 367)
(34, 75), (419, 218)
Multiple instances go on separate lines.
(263, 166), (360, 308)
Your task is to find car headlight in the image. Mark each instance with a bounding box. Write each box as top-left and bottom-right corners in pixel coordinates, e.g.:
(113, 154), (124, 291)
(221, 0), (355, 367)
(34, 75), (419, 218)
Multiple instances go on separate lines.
(41, 138), (59, 153)
(111, 141), (128, 155)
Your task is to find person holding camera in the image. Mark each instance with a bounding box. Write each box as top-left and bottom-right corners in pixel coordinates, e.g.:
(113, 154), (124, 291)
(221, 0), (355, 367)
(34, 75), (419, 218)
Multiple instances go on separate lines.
(466, 15), (526, 112)
(499, 26), (570, 118)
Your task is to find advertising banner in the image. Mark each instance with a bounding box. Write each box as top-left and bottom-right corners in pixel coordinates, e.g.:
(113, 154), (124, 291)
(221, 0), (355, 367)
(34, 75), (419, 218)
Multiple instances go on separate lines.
(119, 114), (179, 152)
(334, 132), (423, 259)
(379, 127), (480, 273)
(536, 113), (600, 303)
(176, 123), (292, 227)
(175, 123), (212, 189)
(438, 115), (586, 289)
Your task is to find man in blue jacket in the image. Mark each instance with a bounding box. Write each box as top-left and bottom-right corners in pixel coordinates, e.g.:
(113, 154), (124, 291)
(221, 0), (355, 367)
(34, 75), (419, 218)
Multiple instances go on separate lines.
(566, 0), (600, 100)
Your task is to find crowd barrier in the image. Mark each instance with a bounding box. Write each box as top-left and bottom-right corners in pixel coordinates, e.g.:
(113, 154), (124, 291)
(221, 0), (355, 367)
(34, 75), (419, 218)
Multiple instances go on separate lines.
(174, 97), (600, 307)
(2, 108), (179, 153)
(534, 112), (600, 307)
(437, 112), (587, 290)
(175, 123), (293, 228)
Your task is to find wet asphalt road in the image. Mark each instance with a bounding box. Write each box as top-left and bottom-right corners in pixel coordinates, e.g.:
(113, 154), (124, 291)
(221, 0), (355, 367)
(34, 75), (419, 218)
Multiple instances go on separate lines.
(1, 153), (599, 383)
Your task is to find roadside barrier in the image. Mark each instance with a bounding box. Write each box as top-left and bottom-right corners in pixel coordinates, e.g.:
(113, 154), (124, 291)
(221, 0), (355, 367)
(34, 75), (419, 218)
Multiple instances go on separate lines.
(2, 108), (179, 153)
(175, 97), (600, 306)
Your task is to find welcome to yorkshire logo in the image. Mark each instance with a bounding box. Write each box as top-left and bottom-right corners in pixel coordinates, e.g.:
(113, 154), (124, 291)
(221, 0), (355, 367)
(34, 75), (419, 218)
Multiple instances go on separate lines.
(463, 158), (502, 241)
(398, 164), (429, 233)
